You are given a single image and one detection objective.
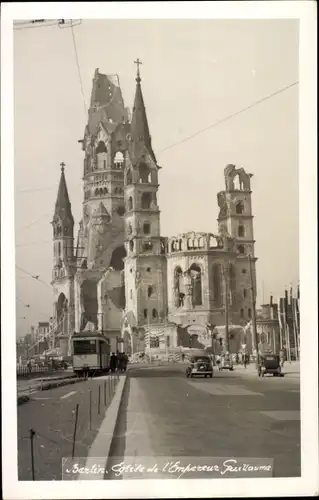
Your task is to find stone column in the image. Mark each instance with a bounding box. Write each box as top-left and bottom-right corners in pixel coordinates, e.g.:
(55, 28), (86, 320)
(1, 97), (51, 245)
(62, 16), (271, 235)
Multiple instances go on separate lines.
(183, 272), (193, 309)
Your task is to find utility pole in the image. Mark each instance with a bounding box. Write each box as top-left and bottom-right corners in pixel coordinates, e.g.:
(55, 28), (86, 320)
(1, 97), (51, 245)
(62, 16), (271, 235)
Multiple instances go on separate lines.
(223, 264), (230, 353)
(248, 254), (259, 368)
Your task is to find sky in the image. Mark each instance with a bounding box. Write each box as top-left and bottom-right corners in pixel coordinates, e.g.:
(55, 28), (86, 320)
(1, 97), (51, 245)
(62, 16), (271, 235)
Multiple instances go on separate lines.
(14, 19), (299, 338)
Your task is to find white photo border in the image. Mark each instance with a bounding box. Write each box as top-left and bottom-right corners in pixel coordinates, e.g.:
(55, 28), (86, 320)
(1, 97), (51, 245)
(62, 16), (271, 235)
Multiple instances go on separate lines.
(1, 1), (318, 498)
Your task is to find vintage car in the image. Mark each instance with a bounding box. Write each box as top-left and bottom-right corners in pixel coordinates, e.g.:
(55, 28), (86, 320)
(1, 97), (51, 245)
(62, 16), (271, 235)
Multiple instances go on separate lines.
(219, 354), (234, 371)
(258, 354), (284, 377)
(186, 355), (213, 378)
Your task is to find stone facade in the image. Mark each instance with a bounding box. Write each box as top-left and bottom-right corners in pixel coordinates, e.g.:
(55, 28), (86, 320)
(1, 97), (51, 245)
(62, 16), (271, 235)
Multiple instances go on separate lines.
(51, 67), (258, 356)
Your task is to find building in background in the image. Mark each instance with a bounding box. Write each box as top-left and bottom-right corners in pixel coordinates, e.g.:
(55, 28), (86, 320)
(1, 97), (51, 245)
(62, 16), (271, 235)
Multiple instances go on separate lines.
(255, 290), (300, 359)
(34, 321), (50, 355)
(51, 66), (257, 356)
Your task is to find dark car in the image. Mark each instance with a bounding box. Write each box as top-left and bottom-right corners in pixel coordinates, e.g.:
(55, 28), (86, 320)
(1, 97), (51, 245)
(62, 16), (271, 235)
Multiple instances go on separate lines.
(186, 356), (213, 379)
(258, 354), (284, 377)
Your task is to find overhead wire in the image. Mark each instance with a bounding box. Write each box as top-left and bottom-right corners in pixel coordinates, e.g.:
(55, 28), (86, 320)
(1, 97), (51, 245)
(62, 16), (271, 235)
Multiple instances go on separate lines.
(16, 240), (51, 248)
(13, 21), (59, 31)
(70, 21), (87, 117)
(13, 19), (81, 32)
(16, 266), (51, 289)
(157, 80), (299, 155)
(16, 294), (51, 319)
(16, 78), (299, 197)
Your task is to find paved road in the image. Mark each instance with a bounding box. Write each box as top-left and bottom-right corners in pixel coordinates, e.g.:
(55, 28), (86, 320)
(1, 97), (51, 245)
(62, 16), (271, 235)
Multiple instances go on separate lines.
(17, 375), (120, 480)
(108, 364), (300, 479)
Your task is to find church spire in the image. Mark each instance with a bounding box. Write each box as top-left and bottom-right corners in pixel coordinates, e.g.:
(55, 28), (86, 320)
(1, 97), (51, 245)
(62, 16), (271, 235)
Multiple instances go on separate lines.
(130, 59), (156, 163)
(52, 162), (74, 226)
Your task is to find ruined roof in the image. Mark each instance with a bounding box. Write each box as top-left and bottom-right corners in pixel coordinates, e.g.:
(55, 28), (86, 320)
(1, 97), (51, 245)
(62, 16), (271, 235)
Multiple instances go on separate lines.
(52, 165), (74, 225)
(129, 71), (156, 164)
(88, 70), (129, 136)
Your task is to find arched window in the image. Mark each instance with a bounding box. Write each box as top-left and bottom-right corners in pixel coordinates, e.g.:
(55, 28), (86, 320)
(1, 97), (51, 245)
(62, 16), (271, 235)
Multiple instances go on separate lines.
(141, 192), (152, 209)
(147, 286), (153, 297)
(128, 197), (133, 211)
(189, 263), (202, 306)
(234, 175), (241, 191)
(236, 201), (244, 214)
(117, 205), (125, 216)
(193, 238), (198, 248)
(110, 246), (126, 271)
(95, 188), (99, 196)
(152, 308), (158, 319)
(238, 225), (245, 237)
(96, 141), (107, 154)
(99, 188), (103, 196)
(243, 288), (247, 298)
(114, 187), (118, 194)
(114, 151), (124, 168)
(103, 187), (108, 195)
(198, 237), (204, 248)
(58, 242), (61, 258)
(248, 308), (252, 318)
(127, 223), (132, 235)
(213, 263), (222, 306)
(139, 163), (151, 183)
(237, 245), (245, 254)
(144, 309), (148, 318)
(129, 240), (134, 252)
(240, 308), (244, 318)
(126, 169), (133, 185)
(143, 222), (150, 234)
(187, 238), (193, 249)
(147, 267), (151, 272)
(179, 239), (182, 250)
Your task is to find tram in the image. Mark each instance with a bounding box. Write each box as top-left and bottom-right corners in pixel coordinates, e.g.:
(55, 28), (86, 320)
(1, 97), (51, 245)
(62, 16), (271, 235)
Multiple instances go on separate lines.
(71, 330), (111, 376)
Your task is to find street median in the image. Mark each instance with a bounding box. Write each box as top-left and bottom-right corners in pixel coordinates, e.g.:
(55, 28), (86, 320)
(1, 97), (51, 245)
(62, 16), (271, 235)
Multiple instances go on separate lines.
(74, 374), (127, 480)
(17, 376), (86, 405)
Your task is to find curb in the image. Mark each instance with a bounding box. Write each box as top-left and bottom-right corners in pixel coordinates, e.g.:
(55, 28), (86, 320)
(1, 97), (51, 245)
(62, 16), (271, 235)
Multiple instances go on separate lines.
(17, 377), (87, 405)
(78, 375), (127, 480)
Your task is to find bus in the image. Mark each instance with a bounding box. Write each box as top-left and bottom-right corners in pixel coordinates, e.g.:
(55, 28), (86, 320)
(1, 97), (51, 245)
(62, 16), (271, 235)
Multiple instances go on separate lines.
(71, 331), (111, 376)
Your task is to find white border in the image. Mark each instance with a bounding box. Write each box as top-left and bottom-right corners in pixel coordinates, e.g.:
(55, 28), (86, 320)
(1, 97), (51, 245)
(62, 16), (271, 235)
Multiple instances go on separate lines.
(1, 2), (318, 498)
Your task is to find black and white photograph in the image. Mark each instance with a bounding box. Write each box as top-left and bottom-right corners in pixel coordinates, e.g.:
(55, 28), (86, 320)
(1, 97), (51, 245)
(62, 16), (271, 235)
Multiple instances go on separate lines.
(1, 2), (317, 499)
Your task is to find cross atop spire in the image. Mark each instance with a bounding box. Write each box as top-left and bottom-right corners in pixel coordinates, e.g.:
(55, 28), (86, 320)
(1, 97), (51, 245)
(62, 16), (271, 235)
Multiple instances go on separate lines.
(130, 58), (156, 163)
(134, 58), (142, 83)
(52, 162), (74, 226)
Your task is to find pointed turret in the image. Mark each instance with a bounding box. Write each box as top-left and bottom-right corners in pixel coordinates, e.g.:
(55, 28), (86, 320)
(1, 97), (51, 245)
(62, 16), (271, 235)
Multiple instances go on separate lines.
(52, 163), (75, 276)
(92, 202), (110, 220)
(130, 60), (156, 163)
(52, 162), (74, 230)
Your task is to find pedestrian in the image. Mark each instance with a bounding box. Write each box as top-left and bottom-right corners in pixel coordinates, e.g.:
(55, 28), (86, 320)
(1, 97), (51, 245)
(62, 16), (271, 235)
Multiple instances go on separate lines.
(110, 352), (116, 372)
(123, 352), (128, 371)
(243, 354), (247, 368)
(279, 349), (285, 368)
